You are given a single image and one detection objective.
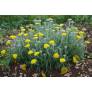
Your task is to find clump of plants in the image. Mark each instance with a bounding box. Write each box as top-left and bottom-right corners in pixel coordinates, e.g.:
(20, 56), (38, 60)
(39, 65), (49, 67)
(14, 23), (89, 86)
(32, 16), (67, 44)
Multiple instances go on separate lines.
(0, 18), (89, 76)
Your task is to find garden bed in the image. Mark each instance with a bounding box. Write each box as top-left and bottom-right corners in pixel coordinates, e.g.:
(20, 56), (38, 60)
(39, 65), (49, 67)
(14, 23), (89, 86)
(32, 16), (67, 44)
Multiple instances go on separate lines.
(0, 18), (92, 77)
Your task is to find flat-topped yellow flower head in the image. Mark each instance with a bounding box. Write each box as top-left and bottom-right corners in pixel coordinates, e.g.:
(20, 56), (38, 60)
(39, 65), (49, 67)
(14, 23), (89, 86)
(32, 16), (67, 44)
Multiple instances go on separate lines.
(76, 35), (81, 40)
(12, 54), (18, 59)
(24, 33), (28, 37)
(37, 32), (44, 37)
(20, 64), (26, 71)
(60, 58), (66, 63)
(34, 51), (40, 56)
(6, 40), (11, 45)
(61, 67), (68, 75)
(78, 31), (85, 36)
(34, 34), (38, 37)
(1, 50), (6, 55)
(10, 35), (16, 39)
(18, 32), (23, 36)
(33, 36), (38, 40)
(24, 43), (30, 48)
(49, 40), (55, 46)
(61, 32), (67, 36)
(73, 55), (80, 64)
(43, 43), (50, 49)
(25, 39), (31, 43)
(53, 53), (60, 59)
(31, 59), (37, 64)
(28, 50), (33, 55)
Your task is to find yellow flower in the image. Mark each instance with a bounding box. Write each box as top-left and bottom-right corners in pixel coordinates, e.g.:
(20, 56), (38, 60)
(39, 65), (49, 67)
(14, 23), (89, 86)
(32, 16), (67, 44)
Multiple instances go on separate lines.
(43, 43), (50, 49)
(6, 40), (11, 45)
(31, 59), (37, 64)
(53, 53), (60, 59)
(61, 32), (67, 36)
(38, 32), (44, 37)
(76, 35), (81, 39)
(1, 50), (6, 55)
(25, 39), (31, 43)
(12, 54), (18, 59)
(60, 58), (66, 63)
(18, 32), (23, 36)
(33, 37), (38, 40)
(61, 67), (68, 75)
(24, 33), (28, 37)
(34, 51), (40, 56)
(24, 44), (30, 48)
(33, 32), (44, 38)
(73, 55), (80, 64)
(10, 35), (16, 39)
(28, 29), (35, 32)
(49, 40), (55, 45)
(79, 31), (85, 36)
(34, 34), (38, 37)
(20, 64), (26, 71)
(28, 50), (33, 55)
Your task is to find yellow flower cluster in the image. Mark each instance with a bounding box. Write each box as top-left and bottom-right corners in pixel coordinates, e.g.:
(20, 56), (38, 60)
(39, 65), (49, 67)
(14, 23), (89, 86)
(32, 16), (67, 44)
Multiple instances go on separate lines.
(53, 53), (66, 63)
(28, 50), (40, 57)
(73, 55), (80, 64)
(53, 53), (60, 59)
(76, 31), (85, 40)
(24, 43), (30, 48)
(79, 31), (85, 36)
(61, 32), (67, 36)
(1, 50), (6, 55)
(37, 32), (44, 37)
(20, 64), (26, 71)
(6, 40), (11, 45)
(33, 32), (44, 40)
(10, 35), (16, 39)
(43, 40), (56, 49)
(24, 33), (28, 37)
(43, 43), (50, 49)
(25, 39), (31, 43)
(18, 32), (23, 36)
(76, 35), (81, 40)
(60, 58), (66, 63)
(31, 59), (38, 64)
(28, 50), (33, 55)
(34, 51), (40, 56)
(12, 54), (18, 59)
(49, 40), (56, 46)
(61, 67), (68, 75)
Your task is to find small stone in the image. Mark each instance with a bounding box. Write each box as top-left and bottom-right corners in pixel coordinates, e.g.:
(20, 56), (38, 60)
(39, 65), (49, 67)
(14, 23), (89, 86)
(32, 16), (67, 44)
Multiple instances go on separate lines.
(88, 68), (92, 72)
(64, 73), (71, 77)
(32, 73), (38, 77)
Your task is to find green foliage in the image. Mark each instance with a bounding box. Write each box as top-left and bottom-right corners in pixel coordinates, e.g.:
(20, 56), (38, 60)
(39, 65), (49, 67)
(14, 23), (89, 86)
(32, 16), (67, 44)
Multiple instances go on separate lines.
(0, 15), (92, 30)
